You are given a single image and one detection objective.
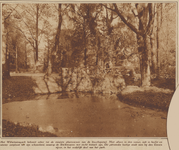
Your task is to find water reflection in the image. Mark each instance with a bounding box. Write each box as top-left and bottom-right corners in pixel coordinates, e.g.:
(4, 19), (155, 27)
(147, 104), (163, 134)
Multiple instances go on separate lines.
(2, 93), (168, 137)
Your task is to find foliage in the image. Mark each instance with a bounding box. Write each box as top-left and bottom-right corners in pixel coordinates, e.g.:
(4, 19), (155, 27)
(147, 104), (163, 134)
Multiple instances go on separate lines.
(2, 3), (176, 87)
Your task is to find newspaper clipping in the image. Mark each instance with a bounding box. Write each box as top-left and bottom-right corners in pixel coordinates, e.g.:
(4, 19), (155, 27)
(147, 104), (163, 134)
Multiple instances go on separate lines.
(1, 1), (178, 150)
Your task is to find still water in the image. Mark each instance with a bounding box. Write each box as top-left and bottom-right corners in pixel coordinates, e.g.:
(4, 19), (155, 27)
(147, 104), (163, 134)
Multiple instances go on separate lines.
(2, 93), (167, 137)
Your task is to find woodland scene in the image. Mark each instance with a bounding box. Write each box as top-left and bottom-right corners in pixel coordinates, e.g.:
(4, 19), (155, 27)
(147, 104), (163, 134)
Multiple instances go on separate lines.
(2, 3), (176, 137)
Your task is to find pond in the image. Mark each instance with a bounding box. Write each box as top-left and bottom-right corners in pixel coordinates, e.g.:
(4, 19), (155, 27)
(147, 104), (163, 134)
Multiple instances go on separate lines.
(2, 93), (167, 137)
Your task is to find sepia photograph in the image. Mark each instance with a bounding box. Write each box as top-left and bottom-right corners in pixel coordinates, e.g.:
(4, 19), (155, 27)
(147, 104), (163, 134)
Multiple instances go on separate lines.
(1, 2), (176, 138)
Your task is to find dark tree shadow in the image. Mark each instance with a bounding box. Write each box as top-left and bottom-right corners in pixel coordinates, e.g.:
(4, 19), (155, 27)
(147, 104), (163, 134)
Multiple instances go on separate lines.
(2, 76), (38, 104)
(151, 78), (175, 91)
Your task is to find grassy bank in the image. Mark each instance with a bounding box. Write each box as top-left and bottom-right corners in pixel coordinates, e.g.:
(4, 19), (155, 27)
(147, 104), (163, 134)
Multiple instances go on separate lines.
(2, 120), (57, 137)
(2, 76), (37, 104)
(117, 85), (174, 111)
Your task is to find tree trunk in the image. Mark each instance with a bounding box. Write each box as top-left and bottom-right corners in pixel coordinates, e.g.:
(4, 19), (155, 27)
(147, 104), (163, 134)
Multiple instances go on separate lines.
(137, 35), (151, 87)
(150, 32), (157, 75)
(137, 17), (151, 87)
(35, 4), (39, 63)
(139, 4), (152, 86)
(142, 35), (151, 86)
(83, 24), (87, 68)
(5, 30), (10, 78)
(25, 42), (27, 71)
(156, 15), (160, 78)
(156, 3), (162, 78)
(150, 4), (157, 75)
(55, 4), (64, 92)
(95, 31), (99, 73)
(47, 37), (52, 75)
(5, 47), (10, 77)
(33, 4), (39, 72)
(84, 47), (87, 68)
(16, 46), (18, 73)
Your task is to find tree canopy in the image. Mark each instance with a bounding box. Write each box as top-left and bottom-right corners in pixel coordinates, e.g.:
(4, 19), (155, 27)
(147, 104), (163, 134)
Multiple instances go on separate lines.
(2, 3), (176, 86)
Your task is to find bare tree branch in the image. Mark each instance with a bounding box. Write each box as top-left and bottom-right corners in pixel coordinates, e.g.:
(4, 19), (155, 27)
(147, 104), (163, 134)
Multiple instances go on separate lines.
(112, 4), (143, 36)
(7, 23), (35, 50)
(67, 13), (83, 26)
(102, 4), (116, 12)
(29, 4), (36, 13)
(9, 5), (36, 41)
(4, 4), (19, 21)
(76, 4), (85, 18)
(23, 8), (35, 21)
(61, 4), (70, 16)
